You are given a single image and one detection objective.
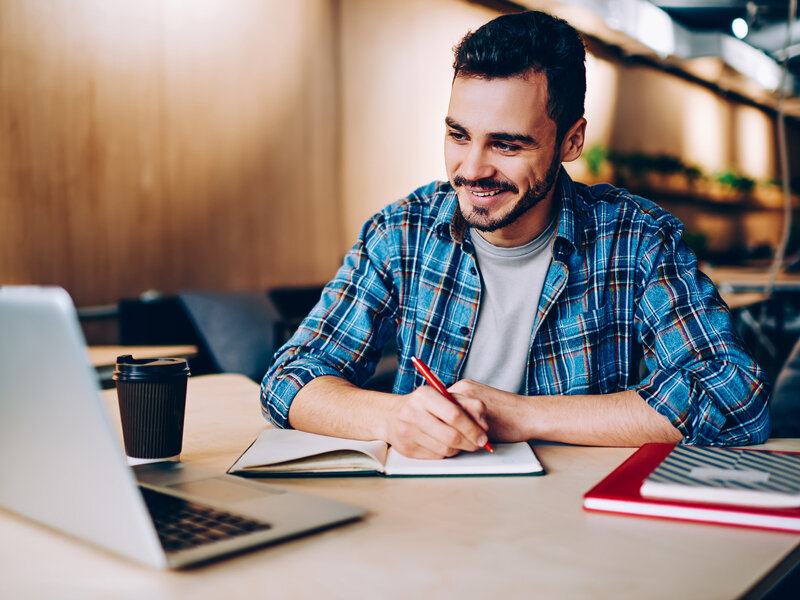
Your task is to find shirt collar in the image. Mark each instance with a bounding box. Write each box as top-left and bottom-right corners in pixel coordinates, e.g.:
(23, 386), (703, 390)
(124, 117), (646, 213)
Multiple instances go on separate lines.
(553, 170), (583, 257)
(433, 185), (466, 243)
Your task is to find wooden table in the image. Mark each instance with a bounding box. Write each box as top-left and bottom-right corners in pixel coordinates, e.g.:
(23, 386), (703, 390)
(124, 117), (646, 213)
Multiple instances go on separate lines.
(1, 374), (798, 599)
(706, 266), (800, 293)
(88, 345), (199, 368)
(719, 291), (770, 310)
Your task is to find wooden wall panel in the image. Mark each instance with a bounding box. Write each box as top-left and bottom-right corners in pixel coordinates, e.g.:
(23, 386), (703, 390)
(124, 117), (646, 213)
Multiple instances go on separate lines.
(339, 0), (497, 245)
(0, 0), (342, 306)
(2, 0), (795, 310)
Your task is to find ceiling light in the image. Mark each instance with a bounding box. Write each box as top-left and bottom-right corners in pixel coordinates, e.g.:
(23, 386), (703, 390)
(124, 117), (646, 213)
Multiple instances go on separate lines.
(732, 17), (749, 40)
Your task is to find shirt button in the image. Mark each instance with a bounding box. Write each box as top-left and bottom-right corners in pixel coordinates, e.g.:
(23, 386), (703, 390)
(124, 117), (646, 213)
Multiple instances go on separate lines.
(459, 326), (470, 335)
(470, 267), (477, 275)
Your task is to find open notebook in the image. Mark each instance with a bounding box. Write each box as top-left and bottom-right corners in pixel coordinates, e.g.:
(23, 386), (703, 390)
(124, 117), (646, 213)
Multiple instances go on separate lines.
(229, 429), (544, 477)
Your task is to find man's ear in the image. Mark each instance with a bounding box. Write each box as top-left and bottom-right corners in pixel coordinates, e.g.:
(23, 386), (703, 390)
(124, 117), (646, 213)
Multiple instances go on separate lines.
(559, 118), (586, 163)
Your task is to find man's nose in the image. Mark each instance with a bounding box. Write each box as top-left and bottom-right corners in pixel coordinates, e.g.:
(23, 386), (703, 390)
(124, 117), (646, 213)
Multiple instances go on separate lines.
(459, 145), (495, 181)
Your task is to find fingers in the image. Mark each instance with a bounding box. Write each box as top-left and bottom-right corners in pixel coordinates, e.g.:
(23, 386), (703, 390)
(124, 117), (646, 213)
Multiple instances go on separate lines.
(426, 395), (489, 448)
(448, 379), (491, 428)
(417, 402), (487, 451)
(391, 437), (462, 460)
(387, 387), (488, 459)
(453, 396), (489, 431)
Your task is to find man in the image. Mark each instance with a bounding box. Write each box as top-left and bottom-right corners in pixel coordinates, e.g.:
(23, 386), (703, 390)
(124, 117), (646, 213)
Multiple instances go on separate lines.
(262, 11), (770, 458)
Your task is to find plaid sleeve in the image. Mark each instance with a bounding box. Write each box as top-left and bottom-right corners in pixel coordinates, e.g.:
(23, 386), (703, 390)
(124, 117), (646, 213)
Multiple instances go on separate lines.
(260, 212), (400, 428)
(634, 229), (771, 446)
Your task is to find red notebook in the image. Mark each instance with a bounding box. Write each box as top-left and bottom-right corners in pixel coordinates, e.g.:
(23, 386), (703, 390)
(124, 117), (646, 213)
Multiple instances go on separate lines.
(583, 443), (800, 534)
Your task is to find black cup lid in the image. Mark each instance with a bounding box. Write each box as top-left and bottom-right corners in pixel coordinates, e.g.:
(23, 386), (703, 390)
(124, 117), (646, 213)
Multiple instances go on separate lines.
(112, 355), (190, 381)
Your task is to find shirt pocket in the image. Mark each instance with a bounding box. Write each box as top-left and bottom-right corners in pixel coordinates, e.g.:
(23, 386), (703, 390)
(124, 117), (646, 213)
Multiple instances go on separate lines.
(550, 308), (604, 392)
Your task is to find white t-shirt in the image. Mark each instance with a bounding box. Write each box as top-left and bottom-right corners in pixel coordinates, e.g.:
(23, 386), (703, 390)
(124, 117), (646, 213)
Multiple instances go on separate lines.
(461, 219), (557, 393)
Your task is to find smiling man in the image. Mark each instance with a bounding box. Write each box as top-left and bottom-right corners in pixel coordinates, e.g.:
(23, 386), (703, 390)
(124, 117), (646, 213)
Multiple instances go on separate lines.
(262, 11), (770, 457)
(444, 74), (569, 246)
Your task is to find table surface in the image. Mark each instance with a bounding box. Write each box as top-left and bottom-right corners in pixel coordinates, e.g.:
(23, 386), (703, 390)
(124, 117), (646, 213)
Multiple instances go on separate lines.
(1, 373), (798, 600)
(719, 291), (770, 310)
(706, 266), (800, 291)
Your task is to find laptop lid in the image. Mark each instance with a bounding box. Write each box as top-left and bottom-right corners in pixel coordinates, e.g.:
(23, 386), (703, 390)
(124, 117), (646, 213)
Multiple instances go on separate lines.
(0, 286), (366, 568)
(0, 286), (167, 566)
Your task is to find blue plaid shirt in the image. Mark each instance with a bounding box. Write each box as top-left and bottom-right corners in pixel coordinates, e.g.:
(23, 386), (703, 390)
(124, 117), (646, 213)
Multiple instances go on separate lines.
(262, 172), (771, 445)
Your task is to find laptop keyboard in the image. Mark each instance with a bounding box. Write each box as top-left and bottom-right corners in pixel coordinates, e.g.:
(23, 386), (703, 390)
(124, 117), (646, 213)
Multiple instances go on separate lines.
(140, 487), (272, 553)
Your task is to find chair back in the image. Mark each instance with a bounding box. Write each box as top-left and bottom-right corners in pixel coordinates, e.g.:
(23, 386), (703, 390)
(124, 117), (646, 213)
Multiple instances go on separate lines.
(178, 290), (282, 382)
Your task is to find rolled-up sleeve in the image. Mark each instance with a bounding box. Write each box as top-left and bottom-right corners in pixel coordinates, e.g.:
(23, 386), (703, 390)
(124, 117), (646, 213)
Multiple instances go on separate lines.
(634, 231), (771, 445)
(261, 214), (399, 428)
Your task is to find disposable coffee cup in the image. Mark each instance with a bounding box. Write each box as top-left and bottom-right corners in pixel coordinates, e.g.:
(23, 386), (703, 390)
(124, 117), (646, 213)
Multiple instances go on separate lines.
(112, 355), (190, 465)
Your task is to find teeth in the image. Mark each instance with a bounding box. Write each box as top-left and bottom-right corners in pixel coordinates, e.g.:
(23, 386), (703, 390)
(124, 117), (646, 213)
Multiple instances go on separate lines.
(473, 190), (501, 197)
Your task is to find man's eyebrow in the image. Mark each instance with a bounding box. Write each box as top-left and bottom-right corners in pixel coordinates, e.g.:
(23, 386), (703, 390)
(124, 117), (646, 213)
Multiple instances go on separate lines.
(445, 117), (466, 132)
(490, 132), (538, 147)
(445, 118), (538, 147)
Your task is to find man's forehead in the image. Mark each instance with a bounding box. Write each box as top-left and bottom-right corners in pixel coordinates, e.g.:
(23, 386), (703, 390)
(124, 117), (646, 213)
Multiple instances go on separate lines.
(447, 72), (553, 132)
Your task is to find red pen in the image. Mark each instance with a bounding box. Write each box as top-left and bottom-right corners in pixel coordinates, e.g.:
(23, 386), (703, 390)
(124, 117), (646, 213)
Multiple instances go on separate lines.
(411, 356), (494, 453)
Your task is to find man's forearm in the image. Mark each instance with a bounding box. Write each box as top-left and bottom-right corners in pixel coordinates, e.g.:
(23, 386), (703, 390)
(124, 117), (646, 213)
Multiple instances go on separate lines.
(512, 390), (680, 446)
(289, 377), (683, 448)
(287, 375), (400, 441)
(528, 390), (683, 446)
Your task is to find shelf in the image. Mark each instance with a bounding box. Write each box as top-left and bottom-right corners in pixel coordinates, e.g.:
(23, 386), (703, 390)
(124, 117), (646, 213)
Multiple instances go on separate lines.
(619, 184), (799, 213)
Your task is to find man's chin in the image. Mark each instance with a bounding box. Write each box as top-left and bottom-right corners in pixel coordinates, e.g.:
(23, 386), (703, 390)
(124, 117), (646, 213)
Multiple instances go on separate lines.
(460, 207), (507, 233)
(458, 196), (505, 227)
(458, 194), (522, 231)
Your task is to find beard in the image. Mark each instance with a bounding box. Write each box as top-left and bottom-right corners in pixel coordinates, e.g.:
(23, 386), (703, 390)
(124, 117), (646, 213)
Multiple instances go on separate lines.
(454, 152), (562, 233)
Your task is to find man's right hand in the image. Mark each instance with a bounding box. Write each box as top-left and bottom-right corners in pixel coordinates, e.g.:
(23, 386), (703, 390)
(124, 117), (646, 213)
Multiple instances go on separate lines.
(288, 375), (489, 460)
(384, 385), (489, 459)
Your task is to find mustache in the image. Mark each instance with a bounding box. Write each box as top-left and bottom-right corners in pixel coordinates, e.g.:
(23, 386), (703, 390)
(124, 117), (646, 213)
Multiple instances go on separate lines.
(452, 175), (518, 193)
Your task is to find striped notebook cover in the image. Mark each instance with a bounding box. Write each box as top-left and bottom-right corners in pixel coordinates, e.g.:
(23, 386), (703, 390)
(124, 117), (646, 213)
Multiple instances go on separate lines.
(640, 446), (800, 508)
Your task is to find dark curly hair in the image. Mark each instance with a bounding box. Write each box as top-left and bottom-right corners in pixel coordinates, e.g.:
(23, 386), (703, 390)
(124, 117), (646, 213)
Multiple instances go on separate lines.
(453, 11), (586, 142)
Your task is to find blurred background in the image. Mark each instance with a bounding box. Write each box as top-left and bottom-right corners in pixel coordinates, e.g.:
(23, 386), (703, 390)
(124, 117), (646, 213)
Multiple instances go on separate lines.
(2, 0), (800, 379)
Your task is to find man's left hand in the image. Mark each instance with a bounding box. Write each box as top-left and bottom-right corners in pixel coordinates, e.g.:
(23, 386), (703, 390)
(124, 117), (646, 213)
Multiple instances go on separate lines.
(448, 379), (534, 442)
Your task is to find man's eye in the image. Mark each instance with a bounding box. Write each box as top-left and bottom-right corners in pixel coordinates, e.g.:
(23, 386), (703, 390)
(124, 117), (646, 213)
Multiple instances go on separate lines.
(494, 142), (518, 152)
(448, 130), (467, 142)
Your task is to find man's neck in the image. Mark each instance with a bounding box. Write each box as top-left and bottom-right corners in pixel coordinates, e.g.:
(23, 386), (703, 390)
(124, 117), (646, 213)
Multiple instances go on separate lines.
(474, 191), (558, 248)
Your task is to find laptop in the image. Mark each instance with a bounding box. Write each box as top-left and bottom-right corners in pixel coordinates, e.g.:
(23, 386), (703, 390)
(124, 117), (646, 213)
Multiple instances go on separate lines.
(0, 286), (366, 569)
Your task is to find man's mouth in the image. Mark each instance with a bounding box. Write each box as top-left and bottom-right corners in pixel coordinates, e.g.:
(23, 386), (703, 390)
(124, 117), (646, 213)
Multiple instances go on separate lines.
(453, 176), (517, 198)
